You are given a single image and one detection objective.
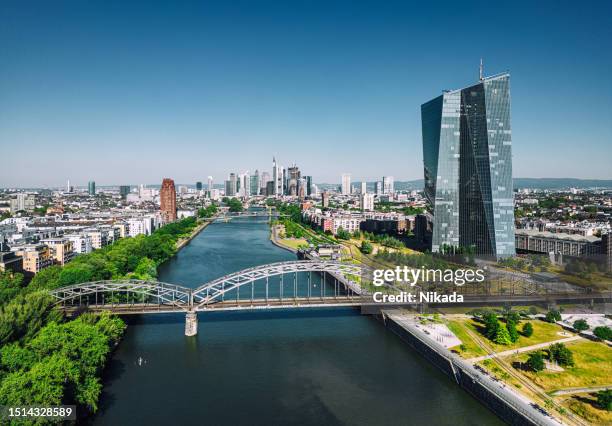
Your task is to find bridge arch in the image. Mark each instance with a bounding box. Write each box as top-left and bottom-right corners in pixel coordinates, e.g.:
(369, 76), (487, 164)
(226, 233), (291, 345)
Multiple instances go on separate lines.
(50, 280), (193, 311)
(192, 260), (362, 308)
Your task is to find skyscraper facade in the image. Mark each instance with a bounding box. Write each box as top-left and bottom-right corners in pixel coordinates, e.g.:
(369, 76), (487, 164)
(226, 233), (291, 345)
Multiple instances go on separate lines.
(421, 71), (515, 258)
(207, 176), (214, 191)
(196, 181), (203, 191)
(382, 176), (394, 194)
(88, 181), (96, 195)
(250, 170), (260, 196)
(160, 178), (177, 222)
(341, 174), (351, 195)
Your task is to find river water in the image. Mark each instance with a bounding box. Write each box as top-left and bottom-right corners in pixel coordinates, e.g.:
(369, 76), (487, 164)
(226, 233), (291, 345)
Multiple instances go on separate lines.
(92, 217), (502, 426)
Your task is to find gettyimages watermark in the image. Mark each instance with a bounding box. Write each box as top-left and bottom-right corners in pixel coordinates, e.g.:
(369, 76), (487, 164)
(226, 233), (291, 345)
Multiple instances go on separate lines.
(367, 266), (487, 304)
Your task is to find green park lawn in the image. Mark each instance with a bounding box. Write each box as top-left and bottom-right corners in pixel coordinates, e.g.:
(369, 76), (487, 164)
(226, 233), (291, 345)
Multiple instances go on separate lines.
(510, 340), (612, 392)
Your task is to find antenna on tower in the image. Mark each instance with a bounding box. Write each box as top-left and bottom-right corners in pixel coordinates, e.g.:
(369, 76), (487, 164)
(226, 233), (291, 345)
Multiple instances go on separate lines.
(479, 58), (484, 81)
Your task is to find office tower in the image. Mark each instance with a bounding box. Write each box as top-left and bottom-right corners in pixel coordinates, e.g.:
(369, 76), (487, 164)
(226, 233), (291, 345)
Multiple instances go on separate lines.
(119, 185), (130, 199)
(226, 173), (237, 197)
(321, 191), (329, 208)
(360, 193), (375, 211)
(272, 157), (283, 196)
(196, 181), (203, 191)
(297, 178), (307, 200)
(360, 181), (367, 194)
(305, 176), (312, 196)
(375, 181), (382, 195)
(341, 174), (351, 195)
(88, 181), (96, 195)
(421, 66), (514, 258)
(287, 164), (300, 196)
(160, 178), (177, 222)
(250, 170), (260, 196)
(207, 176), (214, 191)
(66, 179), (70, 193)
(238, 172), (249, 197)
(260, 172), (270, 192)
(382, 176), (394, 194)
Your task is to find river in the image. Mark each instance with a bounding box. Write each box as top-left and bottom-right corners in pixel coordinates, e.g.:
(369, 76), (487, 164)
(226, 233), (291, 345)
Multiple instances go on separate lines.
(92, 216), (502, 426)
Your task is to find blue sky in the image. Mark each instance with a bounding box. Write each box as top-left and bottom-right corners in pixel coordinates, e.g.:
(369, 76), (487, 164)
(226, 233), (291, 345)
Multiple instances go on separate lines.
(1, 0), (611, 187)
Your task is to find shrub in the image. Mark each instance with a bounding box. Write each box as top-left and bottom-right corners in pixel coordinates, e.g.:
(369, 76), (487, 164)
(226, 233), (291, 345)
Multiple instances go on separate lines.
(545, 310), (561, 323)
(522, 322), (534, 337)
(593, 326), (612, 341)
(527, 351), (545, 372)
(549, 343), (574, 367)
(596, 389), (612, 411)
(572, 319), (589, 332)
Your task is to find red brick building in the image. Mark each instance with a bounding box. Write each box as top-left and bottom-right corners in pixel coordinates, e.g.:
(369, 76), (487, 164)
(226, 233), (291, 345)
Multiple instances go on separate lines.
(160, 178), (177, 222)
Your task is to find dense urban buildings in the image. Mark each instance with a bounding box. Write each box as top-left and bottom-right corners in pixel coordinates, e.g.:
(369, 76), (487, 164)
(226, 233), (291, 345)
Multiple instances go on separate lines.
(160, 178), (177, 222)
(421, 69), (515, 258)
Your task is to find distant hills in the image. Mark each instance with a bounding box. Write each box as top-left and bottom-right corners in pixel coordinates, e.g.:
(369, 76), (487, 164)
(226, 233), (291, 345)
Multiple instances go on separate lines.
(318, 178), (612, 192)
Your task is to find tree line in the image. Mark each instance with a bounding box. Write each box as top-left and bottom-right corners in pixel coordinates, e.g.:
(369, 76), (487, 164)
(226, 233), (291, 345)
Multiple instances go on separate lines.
(0, 217), (198, 419)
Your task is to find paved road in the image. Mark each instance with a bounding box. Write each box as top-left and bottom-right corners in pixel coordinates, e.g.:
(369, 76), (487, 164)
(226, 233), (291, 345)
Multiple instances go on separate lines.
(551, 385), (611, 396)
(468, 335), (582, 362)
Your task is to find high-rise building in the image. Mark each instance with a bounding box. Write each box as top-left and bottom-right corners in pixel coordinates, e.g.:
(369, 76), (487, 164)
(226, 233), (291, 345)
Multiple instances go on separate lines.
(375, 181), (382, 195)
(421, 67), (514, 258)
(238, 172), (250, 198)
(272, 157), (284, 196)
(321, 191), (330, 208)
(160, 178), (177, 222)
(382, 176), (394, 194)
(88, 181), (96, 195)
(261, 172), (270, 192)
(196, 181), (203, 191)
(119, 185), (131, 199)
(341, 174), (351, 195)
(226, 173), (237, 197)
(360, 193), (375, 211)
(286, 164), (300, 196)
(207, 176), (214, 191)
(9, 193), (35, 213)
(360, 181), (367, 194)
(250, 170), (260, 196)
(305, 176), (313, 196)
(66, 179), (70, 193)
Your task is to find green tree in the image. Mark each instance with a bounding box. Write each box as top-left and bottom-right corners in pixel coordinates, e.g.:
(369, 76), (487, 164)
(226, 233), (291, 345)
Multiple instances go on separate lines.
(360, 241), (373, 254)
(527, 351), (545, 372)
(596, 389), (612, 411)
(507, 320), (519, 343)
(494, 323), (512, 345)
(572, 319), (589, 332)
(593, 326), (612, 341)
(483, 312), (500, 340)
(545, 309), (561, 323)
(336, 227), (351, 240)
(548, 343), (574, 367)
(522, 322), (534, 337)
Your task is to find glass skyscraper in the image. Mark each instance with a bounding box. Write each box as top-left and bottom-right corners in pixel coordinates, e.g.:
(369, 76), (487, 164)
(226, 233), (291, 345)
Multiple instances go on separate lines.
(421, 72), (515, 258)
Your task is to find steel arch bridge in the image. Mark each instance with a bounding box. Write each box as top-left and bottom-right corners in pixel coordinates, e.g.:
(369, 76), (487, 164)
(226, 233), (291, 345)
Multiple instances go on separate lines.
(49, 260), (366, 334)
(191, 260), (363, 308)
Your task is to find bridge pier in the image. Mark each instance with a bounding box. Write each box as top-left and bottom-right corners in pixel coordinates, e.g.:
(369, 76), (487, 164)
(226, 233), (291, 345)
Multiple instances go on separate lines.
(185, 312), (198, 336)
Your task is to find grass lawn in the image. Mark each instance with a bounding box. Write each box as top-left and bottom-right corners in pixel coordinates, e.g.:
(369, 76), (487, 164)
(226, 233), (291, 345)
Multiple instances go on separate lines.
(463, 318), (571, 352)
(560, 393), (612, 425)
(447, 320), (487, 358)
(277, 237), (308, 250)
(509, 340), (612, 392)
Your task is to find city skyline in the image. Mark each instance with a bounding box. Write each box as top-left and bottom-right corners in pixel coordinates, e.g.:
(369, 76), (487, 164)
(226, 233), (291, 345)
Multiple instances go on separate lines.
(1, 0), (611, 187)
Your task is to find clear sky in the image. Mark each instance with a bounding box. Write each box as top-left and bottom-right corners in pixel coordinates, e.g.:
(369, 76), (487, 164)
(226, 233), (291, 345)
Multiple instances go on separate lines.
(1, 0), (611, 187)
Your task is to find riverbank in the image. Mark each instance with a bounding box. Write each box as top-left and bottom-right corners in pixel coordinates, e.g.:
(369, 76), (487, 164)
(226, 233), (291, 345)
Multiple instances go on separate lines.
(175, 219), (213, 251)
(269, 223), (300, 253)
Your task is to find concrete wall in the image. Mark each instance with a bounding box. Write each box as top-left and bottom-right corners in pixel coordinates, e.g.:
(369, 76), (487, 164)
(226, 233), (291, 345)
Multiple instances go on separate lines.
(383, 316), (542, 426)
